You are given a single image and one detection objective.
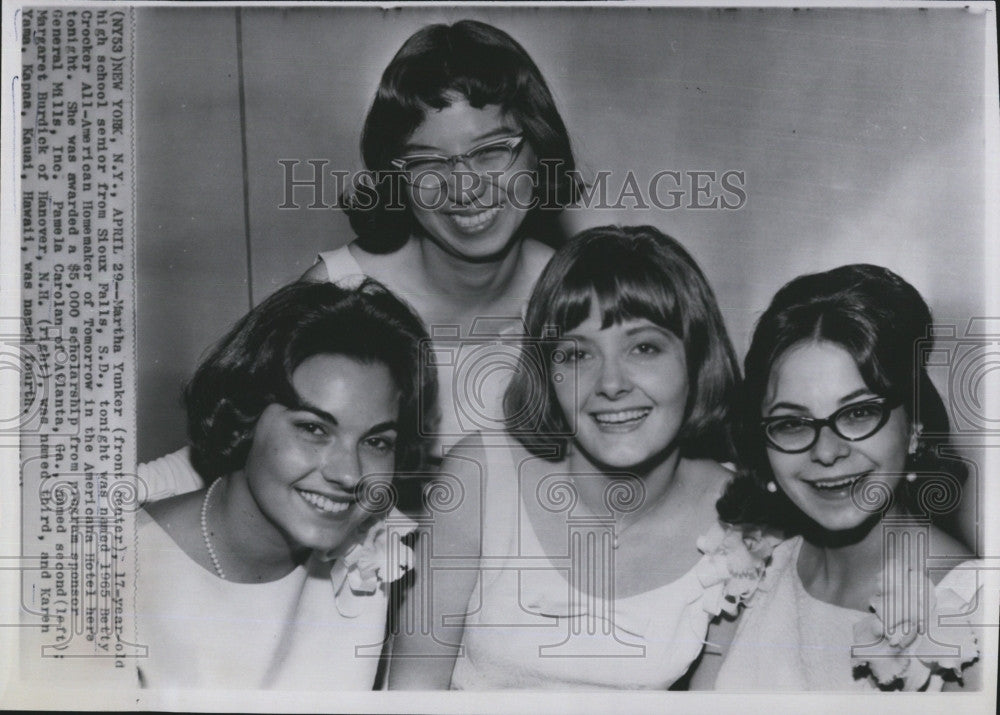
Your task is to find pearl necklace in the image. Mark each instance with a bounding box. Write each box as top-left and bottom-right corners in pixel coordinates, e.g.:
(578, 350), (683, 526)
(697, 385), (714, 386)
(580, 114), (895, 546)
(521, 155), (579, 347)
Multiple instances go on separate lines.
(200, 478), (227, 580)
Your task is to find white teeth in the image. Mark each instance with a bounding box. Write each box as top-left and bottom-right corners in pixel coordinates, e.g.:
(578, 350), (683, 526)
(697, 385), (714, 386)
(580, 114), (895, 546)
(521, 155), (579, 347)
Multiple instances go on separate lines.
(450, 206), (501, 230)
(810, 476), (862, 491)
(298, 490), (351, 514)
(593, 408), (651, 424)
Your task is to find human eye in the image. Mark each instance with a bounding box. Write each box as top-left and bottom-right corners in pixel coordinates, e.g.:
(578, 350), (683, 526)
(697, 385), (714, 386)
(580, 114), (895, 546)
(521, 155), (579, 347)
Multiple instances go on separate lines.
(631, 341), (663, 357)
(363, 434), (397, 455)
(401, 155), (447, 174)
(551, 342), (589, 364)
(471, 141), (511, 161)
(840, 401), (884, 425)
(766, 416), (811, 438)
(294, 420), (328, 439)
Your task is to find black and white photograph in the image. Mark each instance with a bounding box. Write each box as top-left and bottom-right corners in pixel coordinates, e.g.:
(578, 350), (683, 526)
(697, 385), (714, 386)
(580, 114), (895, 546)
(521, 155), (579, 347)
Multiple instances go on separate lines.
(2, 1), (998, 712)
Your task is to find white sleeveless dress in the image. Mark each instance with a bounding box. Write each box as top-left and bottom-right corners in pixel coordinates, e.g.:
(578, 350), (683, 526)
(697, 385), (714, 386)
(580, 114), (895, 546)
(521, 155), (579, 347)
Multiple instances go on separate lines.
(134, 510), (391, 689)
(448, 437), (762, 690)
(714, 536), (982, 691)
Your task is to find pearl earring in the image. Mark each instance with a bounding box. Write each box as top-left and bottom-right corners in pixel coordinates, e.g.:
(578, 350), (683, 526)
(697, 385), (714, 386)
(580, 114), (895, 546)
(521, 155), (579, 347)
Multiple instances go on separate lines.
(766, 481), (778, 493)
(909, 425), (922, 456)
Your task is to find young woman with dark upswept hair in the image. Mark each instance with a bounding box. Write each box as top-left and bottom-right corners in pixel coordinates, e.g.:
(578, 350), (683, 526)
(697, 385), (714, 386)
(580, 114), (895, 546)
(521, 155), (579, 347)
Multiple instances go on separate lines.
(711, 264), (981, 691)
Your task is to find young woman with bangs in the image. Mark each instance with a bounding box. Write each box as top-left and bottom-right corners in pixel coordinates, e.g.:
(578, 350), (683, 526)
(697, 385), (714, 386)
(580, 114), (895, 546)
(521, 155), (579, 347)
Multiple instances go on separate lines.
(303, 18), (585, 450)
(388, 226), (773, 690)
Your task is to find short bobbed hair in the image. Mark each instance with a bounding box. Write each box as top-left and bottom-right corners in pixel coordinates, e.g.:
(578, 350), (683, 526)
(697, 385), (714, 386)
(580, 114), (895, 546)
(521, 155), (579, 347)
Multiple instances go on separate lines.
(504, 225), (740, 462)
(344, 19), (582, 252)
(717, 263), (965, 532)
(185, 280), (438, 484)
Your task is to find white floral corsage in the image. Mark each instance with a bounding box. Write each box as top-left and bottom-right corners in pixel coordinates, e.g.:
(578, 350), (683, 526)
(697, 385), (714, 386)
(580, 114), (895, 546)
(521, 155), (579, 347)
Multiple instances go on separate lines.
(327, 509), (417, 617)
(695, 522), (783, 617)
(851, 560), (981, 690)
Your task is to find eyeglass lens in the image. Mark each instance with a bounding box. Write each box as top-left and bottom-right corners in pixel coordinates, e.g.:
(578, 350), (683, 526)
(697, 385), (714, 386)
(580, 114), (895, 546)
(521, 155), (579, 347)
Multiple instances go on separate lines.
(398, 139), (520, 189)
(763, 401), (890, 452)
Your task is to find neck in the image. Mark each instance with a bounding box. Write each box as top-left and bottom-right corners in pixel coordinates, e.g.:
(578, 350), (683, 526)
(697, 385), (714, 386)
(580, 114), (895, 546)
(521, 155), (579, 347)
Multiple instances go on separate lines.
(207, 474), (307, 582)
(797, 503), (908, 599)
(566, 443), (684, 523)
(415, 234), (527, 306)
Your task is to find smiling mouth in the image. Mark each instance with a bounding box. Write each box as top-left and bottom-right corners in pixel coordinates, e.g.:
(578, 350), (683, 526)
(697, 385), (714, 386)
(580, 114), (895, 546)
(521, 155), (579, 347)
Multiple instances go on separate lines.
(591, 408), (651, 431)
(296, 489), (352, 515)
(806, 473), (867, 495)
(446, 206), (502, 233)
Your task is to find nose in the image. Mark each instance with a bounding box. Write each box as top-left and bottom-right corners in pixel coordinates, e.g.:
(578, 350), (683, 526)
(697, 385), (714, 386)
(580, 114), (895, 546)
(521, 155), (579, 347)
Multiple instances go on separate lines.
(809, 424), (850, 466)
(319, 443), (362, 492)
(447, 162), (489, 204)
(595, 355), (631, 400)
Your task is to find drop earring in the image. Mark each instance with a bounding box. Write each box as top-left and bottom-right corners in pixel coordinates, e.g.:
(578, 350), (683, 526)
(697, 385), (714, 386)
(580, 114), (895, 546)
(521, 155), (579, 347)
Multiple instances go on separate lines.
(766, 481), (778, 493)
(908, 424), (923, 457)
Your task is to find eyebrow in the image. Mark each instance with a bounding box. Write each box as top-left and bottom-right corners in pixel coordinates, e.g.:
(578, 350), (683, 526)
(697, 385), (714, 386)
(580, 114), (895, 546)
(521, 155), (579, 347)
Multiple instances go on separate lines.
(285, 396), (398, 435)
(401, 126), (521, 154)
(286, 396), (338, 426)
(765, 388), (878, 416)
(561, 324), (673, 341)
(625, 325), (673, 338)
(366, 420), (399, 435)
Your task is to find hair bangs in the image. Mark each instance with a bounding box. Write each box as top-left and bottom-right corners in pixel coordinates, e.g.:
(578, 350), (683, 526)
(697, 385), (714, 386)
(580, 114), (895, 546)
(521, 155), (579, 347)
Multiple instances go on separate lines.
(387, 26), (521, 121)
(549, 249), (683, 337)
(393, 65), (518, 116)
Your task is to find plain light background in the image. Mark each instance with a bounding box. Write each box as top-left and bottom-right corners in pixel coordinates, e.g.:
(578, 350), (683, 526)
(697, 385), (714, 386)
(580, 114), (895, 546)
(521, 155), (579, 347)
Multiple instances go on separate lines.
(136, 6), (989, 487)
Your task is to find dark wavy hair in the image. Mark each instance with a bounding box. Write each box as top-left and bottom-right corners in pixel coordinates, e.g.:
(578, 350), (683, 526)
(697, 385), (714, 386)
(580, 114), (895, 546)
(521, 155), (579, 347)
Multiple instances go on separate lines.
(504, 225), (740, 462)
(184, 280), (439, 491)
(717, 264), (967, 533)
(344, 19), (583, 253)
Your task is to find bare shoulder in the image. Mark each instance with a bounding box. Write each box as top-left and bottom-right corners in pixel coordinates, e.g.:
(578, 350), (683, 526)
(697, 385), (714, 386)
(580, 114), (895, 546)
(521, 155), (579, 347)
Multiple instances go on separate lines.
(301, 261), (328, 282)
(437, 433), (488, 504)
(521, 238), (556, 276)
(427, 434), (490, 555)
(437, 433), (494, 498)
(687, 458), (736, 505)
(442, 431), (486, 462)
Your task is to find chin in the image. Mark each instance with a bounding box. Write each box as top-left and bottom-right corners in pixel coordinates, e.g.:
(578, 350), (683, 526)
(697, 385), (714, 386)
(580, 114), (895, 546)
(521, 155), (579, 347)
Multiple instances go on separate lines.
(453, 231), (520, 261)
(419, 213), (527, 261)
(290, 522), (356, 554)
(798, 504), (881, 537)
(577, 440), (659, 472)
(603, 451), (654, 470)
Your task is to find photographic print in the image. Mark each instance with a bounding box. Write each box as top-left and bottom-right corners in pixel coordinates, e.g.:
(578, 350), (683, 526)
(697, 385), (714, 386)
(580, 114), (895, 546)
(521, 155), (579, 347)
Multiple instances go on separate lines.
(2, 2), (997, 712)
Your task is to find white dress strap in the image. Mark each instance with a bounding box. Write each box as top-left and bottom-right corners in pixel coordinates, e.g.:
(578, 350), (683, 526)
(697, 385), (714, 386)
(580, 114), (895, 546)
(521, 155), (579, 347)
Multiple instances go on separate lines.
(317, 244), (366, 285)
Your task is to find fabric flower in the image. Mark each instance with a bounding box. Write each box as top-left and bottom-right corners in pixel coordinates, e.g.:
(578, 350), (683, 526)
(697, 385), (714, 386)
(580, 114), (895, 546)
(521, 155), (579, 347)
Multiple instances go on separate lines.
(851, 559), (981, 690)
(695, 522), (782, 617)
(342, 515), (416, 593)
(328, 509), (417, 617)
